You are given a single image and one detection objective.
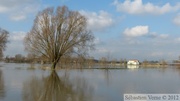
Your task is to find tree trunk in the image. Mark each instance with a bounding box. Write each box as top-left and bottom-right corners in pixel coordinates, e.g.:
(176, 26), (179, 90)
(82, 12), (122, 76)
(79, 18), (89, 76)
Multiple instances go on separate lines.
(52, 56), (61, 70)
(52, 62), (57, 70)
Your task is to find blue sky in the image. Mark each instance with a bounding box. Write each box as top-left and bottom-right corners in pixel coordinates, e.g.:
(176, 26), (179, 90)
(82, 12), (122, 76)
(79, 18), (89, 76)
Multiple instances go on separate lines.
(1, 0), (180, 61)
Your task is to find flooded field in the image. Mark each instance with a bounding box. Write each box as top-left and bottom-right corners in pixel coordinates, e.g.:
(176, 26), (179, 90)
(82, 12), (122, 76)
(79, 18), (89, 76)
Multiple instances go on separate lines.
(0, 63), (180, 101)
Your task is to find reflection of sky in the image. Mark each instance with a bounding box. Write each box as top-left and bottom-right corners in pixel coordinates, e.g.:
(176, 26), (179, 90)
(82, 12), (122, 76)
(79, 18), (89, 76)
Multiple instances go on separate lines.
(57, 68), (180, 101)
(0, 64), (50, 101)
(1, 63), (180, 101)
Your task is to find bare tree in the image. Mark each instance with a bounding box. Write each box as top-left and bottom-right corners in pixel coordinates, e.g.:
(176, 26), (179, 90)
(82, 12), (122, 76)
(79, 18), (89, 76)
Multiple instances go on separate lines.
(24, 6), (94, 69)
(87, 57), (95, 66)
(0, 28), (9, 59)
(99, 57), (107, 66)
(111, 58), (117, 66)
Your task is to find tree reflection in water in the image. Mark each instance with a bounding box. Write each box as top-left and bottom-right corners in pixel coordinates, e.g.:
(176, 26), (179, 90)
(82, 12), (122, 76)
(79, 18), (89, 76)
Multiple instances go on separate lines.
(101, 69), (111, 86)
(22, 70), (93, 101)
(0, 69), (5, 99)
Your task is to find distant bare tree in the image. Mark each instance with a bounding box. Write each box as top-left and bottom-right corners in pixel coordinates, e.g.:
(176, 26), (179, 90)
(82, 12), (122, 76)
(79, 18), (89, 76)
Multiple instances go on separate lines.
(87, 57), (95, 66)
(14, 54), (25, 63)
(24, 6), (94, 69)
(0, 28), (9, 59)
(99, 57), (107, 66)
(111, 58), (117, 66)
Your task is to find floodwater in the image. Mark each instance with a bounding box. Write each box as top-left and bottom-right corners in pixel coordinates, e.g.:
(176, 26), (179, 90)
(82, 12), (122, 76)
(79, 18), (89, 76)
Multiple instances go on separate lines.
(0, 63), (180, 101)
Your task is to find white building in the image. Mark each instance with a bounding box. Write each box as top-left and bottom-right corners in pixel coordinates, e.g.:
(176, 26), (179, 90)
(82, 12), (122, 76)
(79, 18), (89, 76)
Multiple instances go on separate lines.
(127, 60), (139, 68)
(127, 60), (139, 65)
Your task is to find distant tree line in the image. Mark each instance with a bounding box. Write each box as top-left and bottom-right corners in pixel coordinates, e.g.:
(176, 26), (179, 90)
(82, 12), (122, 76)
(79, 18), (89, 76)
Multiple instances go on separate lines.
(2, 53), (168, 68)
(3, 54), (98, 66)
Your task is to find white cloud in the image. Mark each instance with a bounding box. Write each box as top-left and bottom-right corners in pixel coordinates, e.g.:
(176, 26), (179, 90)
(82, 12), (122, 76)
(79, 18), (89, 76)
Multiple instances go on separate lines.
(150, 52), (164, 57)
(10, 15), (26, 21)
(4, 31), (26, 56)
(123, 25), (149, 37)
(127, 39), (141, 45)
(94, 38), (101, 45)
(80, 10), (114, 31)
(0, 0), (41, 21)
(97, 48), (109, 53)
(113, 0), (180, 15)
(90, 35), (179, 61)
(10, 31), (26, 41)
(173, 14), (180, 26)
(148, 32), (169, 39)
(159, 34), (169, 39)
(175, 37), (180, 43)
(0, 6), (8, 13)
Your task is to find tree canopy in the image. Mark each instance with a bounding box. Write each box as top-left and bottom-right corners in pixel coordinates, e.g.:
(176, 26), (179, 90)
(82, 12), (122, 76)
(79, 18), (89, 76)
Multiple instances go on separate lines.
(24, 6), (94, 69)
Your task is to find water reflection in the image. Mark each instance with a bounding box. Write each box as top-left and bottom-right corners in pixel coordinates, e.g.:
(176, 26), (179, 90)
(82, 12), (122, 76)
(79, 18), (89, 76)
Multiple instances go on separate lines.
(0, 69), (5, 99)
(127, 65), (139, 69)
(103, 69), (111, 85)
(22, 70), (93, 101)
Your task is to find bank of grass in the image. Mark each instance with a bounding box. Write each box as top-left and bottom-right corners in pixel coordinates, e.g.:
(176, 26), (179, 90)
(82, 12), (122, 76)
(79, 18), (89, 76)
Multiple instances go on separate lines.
(140, 64), (168, 68)
(46, 63), (169, 70)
